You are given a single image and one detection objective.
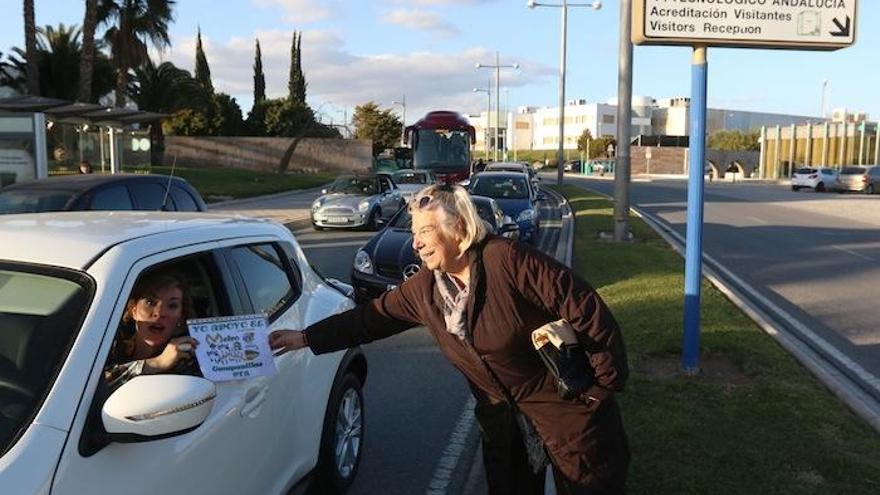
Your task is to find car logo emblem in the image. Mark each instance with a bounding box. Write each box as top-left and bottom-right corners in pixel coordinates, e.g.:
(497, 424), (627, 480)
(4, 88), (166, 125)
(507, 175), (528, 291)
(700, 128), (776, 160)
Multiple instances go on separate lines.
(402, 264), (421, 280)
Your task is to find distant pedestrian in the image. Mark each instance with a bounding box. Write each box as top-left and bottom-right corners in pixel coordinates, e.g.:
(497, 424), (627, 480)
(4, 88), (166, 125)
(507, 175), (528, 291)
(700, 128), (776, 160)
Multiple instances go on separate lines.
(79, 160), (93, 174)
(270, 184), (630, 494)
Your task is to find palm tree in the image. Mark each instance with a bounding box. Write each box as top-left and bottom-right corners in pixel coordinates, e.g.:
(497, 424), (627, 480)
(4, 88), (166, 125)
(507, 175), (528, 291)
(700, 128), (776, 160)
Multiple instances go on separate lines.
(98, 0), (175, 107)
(4, 24), (115, 100)
(128, 58), (199, 165)
(23, 0), (40, 95)
(78, 0), (98, 102)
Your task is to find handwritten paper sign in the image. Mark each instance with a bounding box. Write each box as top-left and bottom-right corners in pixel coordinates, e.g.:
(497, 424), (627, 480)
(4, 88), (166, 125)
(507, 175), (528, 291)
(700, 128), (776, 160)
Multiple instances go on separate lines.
(187, 314), (277, 382)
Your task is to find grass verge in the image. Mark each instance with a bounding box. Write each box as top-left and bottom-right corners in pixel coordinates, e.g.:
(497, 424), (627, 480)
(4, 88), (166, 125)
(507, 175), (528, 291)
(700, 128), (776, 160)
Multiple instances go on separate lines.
(555, 184), (880, 495)
(122, 164), (333, 202)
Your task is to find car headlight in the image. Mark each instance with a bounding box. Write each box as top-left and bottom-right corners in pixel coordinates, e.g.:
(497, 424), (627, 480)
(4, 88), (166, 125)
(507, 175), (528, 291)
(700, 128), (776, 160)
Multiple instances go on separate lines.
(358, 200), (370, 212)
(517, 209), (536, 223)
(353, 249), (374, 274)
(311, 199), (324, 211)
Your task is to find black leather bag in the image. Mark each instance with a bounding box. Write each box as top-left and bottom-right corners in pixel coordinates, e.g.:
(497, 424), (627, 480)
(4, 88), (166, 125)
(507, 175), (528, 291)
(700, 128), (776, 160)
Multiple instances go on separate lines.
(531, 320), (594, 401)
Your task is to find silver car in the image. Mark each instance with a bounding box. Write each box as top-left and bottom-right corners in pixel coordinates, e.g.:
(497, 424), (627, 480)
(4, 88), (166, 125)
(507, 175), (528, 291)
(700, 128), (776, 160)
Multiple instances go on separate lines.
(312, 174), (404, 230)
(836, 166), (879, 194)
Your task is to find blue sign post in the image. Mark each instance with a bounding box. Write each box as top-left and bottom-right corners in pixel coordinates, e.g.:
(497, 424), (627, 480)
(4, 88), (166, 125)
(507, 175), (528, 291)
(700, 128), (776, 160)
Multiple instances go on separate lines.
(682, 46), (708, 374)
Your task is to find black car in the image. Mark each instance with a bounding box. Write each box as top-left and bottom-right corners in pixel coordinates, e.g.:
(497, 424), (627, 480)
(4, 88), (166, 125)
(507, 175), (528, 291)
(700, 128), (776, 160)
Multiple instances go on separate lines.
(351, 195), (517, 302)
(0, 174), (207, 214)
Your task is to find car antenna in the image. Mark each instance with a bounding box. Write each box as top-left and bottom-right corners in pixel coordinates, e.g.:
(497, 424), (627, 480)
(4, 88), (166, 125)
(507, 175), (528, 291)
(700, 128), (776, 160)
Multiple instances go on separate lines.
(161, 155), (177, 211)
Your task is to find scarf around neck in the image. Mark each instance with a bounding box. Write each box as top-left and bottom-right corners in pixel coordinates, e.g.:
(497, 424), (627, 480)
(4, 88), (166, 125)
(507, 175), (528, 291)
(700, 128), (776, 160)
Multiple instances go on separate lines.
(434, 270), (469, 340)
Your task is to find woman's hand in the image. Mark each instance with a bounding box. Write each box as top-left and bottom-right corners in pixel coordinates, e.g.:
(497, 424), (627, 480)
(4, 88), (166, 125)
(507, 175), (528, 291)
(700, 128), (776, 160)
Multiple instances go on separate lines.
(269, 329), (307, 356)
(145, 336), (198, 373)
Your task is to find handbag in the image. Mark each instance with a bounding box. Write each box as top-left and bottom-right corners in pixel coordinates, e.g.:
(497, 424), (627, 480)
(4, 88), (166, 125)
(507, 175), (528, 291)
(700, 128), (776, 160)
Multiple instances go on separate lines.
(531, 319), (595, 401)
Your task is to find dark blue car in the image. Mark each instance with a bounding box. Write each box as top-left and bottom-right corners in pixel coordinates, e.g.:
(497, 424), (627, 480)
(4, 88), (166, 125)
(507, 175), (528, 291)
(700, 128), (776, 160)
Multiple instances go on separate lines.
(468, 171), (543, 244)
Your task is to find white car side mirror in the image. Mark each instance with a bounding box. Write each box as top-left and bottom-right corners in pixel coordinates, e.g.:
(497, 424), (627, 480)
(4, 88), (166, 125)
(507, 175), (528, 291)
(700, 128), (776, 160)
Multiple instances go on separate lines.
(102, 375), (216, 439)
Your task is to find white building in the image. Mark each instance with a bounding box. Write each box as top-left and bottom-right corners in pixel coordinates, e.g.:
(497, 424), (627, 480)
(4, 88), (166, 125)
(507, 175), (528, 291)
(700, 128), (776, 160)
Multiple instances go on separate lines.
(468, 96), (822, 153)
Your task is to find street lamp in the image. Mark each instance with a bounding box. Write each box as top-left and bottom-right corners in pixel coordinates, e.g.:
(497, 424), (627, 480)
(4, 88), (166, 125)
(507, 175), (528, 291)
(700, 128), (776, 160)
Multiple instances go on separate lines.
(391, 95), (406, 146)
(476, 52), (519, 161)
(473, 82), (491, 160)
(527, 0), (602, 185)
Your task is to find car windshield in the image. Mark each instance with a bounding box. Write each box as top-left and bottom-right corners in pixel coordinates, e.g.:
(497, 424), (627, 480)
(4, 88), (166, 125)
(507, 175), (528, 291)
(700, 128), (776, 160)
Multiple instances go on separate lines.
(413, 129), (470, 170)
(329, 177), (377, 195)
(0, 264), (92, 455)
(393, 172), (430, 185)
(795, 168), (816, 175)
(470, 176), (530, 200)
(0, 189), (75, 214)
(841, 167), (866, 175)
(388, 200), (496, 231)
(820, 168), (835, 174)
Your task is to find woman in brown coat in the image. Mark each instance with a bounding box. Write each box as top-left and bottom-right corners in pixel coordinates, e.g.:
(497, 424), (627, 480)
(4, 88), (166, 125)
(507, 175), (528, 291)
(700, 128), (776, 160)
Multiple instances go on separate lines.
(270, 184), (630, 494)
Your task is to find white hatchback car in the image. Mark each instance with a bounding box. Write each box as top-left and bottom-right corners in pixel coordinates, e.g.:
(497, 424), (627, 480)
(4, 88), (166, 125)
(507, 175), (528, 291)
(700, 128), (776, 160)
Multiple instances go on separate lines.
(0, 212), (366, 494)
(791, 167), (838, 192)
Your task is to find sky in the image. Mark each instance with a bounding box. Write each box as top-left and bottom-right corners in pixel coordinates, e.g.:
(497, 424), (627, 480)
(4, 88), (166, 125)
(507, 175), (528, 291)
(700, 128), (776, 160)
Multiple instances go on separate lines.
(2, 0), (877, 126)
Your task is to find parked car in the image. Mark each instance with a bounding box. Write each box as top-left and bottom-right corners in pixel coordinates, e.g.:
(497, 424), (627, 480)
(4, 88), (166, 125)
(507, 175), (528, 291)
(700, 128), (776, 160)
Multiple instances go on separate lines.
(468, 171), (544, 244)
(836, 166), (879, 194)
(0, 212), (366, 494)
(351, 195), (518, 302)
(391, 169), (437, 201)
(791, 167), (838, 192)
(0, 174), (207, 214)
(311, 174), (403, 230)
(562, 160), (581, 173)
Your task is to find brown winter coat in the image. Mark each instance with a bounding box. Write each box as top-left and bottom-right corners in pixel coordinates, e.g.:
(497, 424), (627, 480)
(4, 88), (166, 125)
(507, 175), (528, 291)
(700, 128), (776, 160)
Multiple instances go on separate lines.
(305, 235), (629, 488)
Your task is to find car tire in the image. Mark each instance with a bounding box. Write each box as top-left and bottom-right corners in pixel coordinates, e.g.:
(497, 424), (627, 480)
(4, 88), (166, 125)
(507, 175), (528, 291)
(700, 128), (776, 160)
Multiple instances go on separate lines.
(315, 373), (364, 494)
(791, 185), (799, 191)
(867, 184), (875, 195)
(816, 182), (825, 192)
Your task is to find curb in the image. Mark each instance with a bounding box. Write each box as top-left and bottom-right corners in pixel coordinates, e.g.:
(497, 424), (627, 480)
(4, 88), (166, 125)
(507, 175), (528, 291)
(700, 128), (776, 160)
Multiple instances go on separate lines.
(574, 184), (880, 433)
(207, 183), (330, 209)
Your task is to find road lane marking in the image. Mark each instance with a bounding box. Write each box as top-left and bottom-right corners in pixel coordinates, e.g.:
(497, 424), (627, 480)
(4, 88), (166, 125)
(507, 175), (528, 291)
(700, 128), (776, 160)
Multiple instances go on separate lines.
(426, 396), (476, 495)
(746, 216), (767, 225)
(833, 245), (876, 262)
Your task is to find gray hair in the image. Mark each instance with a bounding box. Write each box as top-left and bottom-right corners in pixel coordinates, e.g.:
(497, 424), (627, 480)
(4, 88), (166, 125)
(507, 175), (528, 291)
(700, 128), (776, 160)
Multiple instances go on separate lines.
(409, 184), (487, 256)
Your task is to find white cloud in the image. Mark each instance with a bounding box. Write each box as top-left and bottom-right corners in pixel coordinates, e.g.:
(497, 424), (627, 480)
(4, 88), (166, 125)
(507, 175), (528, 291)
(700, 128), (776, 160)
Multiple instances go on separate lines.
(381, 9), (459, 36)
(252, 0), (339, 24)
(156, 31), (549, 122)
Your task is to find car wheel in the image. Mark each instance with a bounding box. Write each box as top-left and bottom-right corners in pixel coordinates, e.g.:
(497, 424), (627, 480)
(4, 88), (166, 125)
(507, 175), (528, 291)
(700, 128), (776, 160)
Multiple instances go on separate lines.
(867, 184), (875, 195)
(791, 185), (799, 191)
(815, 182), (825, 192)
(315, 373), (364, 494)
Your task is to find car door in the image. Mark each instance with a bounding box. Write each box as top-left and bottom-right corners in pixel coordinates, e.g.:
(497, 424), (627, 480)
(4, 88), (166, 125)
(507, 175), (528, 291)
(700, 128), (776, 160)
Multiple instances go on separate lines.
(379, 177), (398, 217)
(51, 241), (286, 495)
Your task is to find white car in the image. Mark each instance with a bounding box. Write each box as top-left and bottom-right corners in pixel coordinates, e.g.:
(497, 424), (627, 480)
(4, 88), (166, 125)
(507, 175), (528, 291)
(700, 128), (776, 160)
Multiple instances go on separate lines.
(791, 167), (838, 192)
(0, 212), (366, 494)
(391, 169), (437, 201)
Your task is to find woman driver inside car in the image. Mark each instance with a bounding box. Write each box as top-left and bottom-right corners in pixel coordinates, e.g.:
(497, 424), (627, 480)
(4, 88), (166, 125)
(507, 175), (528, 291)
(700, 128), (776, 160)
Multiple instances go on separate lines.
(104, 271), (199, 390)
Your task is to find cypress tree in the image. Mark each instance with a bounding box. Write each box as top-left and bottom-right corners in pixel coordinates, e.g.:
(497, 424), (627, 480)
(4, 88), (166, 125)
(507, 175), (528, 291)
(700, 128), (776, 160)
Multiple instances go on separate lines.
(294, 31), (306, 103)
(194, 27), (213, 93)
(253, 39), (265, 103)
(288, 31), (298, 102)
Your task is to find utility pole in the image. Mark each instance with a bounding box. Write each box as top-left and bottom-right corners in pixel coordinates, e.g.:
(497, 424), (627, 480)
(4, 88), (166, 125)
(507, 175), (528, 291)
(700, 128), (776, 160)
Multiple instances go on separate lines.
(613, 0), (633, 242)
(476, 52), (519, 161)
(473, 80), (491, 160)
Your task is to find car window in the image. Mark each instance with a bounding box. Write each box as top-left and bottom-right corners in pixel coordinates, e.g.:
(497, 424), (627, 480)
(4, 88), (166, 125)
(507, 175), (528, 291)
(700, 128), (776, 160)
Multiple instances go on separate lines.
(0, 189), (75, 214)
(0, 264), (92, 455)
(330, 177), (377, 195)
(473, 202), (498, 230)
(470, 176), (530, 199)
(820, 168), (835, 174)
(90, 185), (134, 210)
(393, 172), (429, 185)
(795, 168), (816, 174)
(227, 243), (299, 319)
(129, 182), (169, 210)
(170, 186), (200, 212)
(841, 167), (866, 175)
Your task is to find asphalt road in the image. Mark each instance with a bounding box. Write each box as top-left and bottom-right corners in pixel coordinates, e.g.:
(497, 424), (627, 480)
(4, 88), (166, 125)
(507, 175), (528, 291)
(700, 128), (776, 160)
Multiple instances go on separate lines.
(215, 184), (565, 494)
(563, 174), (880, 395)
